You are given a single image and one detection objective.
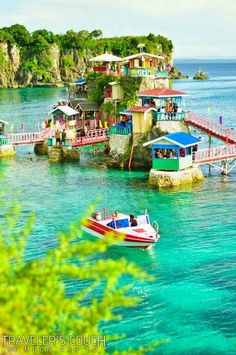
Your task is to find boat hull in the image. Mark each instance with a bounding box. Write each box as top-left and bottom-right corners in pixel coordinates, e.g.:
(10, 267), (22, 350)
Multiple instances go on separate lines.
(81, 217), (159, 249)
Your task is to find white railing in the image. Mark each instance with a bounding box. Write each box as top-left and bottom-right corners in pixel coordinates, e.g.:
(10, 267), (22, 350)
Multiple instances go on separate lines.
(185, 111), (236, 142)
(194, 144), (236, 163)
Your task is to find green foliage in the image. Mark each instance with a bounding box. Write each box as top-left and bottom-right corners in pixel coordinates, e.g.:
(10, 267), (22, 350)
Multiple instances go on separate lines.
(0, 192), (165, 354)
(0, 48), (6, 67)
(1, 24), (30, 47)
(87, 73), (116, 105)
(118, 76), (142, 109)
(62, 54), (75, 68)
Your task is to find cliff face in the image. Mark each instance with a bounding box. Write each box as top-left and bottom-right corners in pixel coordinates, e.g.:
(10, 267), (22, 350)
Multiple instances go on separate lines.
(0, 42), (88, 88)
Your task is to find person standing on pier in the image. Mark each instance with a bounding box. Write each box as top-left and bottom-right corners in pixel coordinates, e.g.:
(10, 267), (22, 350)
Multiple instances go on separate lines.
(62, 129), (66, 146)
(55, 130), (61, 146)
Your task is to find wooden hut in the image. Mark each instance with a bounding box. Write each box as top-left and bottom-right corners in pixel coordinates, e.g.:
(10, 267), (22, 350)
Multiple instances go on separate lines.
(143, 132), (201, 171)
(130, 106), (156, 134)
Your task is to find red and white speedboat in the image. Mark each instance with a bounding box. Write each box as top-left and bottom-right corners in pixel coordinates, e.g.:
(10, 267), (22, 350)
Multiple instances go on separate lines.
(81, 210), (160, 249)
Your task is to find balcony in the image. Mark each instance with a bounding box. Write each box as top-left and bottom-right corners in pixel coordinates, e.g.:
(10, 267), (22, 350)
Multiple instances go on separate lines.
(109, 126), (132, 135)
(127, 68), (169, 78)
(0, 136), (9, 145)
(153, 111), (186, 121)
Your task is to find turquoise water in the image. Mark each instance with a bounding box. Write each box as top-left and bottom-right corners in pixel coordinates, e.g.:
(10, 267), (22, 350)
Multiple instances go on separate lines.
(1, 63), (236, 354)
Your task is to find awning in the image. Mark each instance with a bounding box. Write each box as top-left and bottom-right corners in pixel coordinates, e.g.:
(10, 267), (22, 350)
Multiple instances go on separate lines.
(89, 53), (123, 62)
(74, 78), (86, 85)
(48, 105), (79, 116)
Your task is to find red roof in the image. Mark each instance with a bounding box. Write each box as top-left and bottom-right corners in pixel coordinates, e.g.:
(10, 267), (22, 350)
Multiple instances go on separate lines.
(129, 106), (156, 113)
(138, 88), (188, 97)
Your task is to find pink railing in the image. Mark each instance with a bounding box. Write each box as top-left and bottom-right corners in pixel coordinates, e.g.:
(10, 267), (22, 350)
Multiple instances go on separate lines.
(194, 144), (236, 163)
(73, 128), (108, 147)
(7, 124), (66, 145)
(185, 111), (236, 143)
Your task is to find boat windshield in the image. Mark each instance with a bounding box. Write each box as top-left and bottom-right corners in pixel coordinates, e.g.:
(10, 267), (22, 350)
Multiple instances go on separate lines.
(107, 218), (129, 229)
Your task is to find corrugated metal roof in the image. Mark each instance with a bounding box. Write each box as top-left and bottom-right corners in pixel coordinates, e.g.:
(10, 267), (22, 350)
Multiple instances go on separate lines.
(77, 102), (99, 111)
(138, 88), (188, 97)
(143, 132), (201, 148)
(129, 106), (156, 113)
(48, 105), (79, 116)
(124, 52), (164, 61)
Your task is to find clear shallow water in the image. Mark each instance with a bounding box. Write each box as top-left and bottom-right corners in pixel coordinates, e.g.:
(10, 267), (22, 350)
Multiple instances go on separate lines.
(1, 63), (236, 354)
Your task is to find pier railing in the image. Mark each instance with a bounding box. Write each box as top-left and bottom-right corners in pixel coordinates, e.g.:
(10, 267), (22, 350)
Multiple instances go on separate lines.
(73, 128), (109, 147)
(0, 136), (10, 145)
(194, 144), (236, 163)
(185, 111), (236, 143)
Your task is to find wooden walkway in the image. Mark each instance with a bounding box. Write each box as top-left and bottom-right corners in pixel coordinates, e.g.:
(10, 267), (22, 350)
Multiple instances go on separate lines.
(185, 111), (236, 144)
(72, 129), (109, 147)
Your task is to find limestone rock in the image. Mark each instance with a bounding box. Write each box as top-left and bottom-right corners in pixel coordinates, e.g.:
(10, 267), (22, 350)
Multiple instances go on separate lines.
(34, 141), (48, 155)
(193, 71), (209, 80)
(149, 166), (204, 188)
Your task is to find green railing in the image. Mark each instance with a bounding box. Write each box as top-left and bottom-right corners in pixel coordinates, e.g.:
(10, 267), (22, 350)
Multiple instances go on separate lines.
(128, 68), (169, 78)
(109, 126), (132, 135)
(0, 136), (9, 145)
(153, 111), (185, 121)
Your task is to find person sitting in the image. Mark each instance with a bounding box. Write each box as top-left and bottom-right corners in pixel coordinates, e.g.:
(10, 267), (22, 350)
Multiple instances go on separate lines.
(129, 214), (137, 227)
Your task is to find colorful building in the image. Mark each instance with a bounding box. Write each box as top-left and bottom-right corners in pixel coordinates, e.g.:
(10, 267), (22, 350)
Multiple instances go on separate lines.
(123, 52), (167, 78)
(143, 132), (201, 171)
(137, 88), (188, 121)
(130, 106), (156, 134)
(89, 52), (123, 75)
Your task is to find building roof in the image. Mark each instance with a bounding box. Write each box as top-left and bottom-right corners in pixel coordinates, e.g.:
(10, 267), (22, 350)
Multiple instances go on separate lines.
(74, 78), (86, 85)
(129, 106), (156, 113)
(0, 119), (9, 124)
(123, 52), (164, 62)
(89, 52), (123, 62)
(48, 105), (79, 116)
(76, 101), (99, 112)
(143, 132), (201, 148)
(138, 88), (188, 98)
(119, 109), (132, 115)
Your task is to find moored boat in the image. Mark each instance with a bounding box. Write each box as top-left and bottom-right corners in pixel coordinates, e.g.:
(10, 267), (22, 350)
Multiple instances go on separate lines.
(81, 210), (159, 249)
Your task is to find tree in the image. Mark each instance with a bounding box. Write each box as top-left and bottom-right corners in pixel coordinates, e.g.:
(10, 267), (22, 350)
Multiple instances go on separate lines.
(2, 24), (30, 47)
(0, 191), (164, 354)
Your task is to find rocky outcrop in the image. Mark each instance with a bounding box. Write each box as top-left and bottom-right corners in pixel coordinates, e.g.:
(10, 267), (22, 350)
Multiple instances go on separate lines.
(149, 166), (204, 188)
(193, 71), (209, 80)
(48, 146), (80, 163)
(0, 43), (21, 88)
(107, 126), (166, 170)
(0, 42), (89, 88)
(169, 66), (188, 79)
(155, 120), (190, 134)
(34, 141), (49, 155)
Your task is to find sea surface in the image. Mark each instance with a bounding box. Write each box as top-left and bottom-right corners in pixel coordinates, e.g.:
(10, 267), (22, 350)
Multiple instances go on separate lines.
(0, 62), (236, 354)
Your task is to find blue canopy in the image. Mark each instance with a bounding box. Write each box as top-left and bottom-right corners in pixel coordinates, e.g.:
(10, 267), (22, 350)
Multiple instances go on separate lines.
(143, 131), (201, 148)
(165, 132), (201, 147)
(74, 78), (86, 85)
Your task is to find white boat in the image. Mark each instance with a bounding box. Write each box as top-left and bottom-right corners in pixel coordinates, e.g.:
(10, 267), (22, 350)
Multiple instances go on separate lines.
(81, 210), (159, 249)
